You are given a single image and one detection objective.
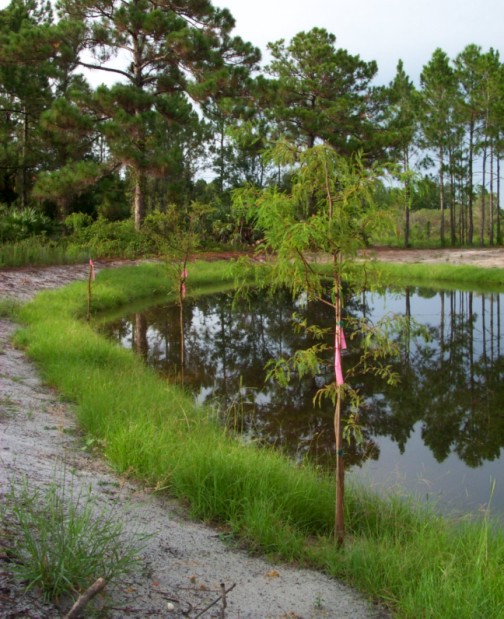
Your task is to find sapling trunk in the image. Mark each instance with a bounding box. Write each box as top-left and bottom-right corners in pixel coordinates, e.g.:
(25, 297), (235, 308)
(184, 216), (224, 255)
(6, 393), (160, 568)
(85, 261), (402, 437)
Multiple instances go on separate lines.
(86, 259), (94, 322)
(179, 258), (188, 383)
(334, 250), (345, 545)
(179, 289), (185, 383)
(334, 387), (345, 546)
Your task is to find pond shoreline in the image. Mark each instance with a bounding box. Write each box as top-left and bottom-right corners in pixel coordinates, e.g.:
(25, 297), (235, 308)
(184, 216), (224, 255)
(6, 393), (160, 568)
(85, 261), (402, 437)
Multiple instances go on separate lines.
(0, 255), (391, 619)
(1, 248), (503, 618)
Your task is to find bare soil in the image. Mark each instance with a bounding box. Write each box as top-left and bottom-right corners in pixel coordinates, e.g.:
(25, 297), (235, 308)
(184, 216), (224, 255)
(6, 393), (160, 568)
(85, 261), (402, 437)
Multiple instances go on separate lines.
(361, 246), (504, 269)
(1, 249), (502, 618)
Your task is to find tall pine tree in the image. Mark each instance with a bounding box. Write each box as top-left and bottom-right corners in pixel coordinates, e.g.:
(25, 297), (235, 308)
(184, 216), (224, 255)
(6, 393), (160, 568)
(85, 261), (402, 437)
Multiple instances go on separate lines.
(56, 0), (260, 229)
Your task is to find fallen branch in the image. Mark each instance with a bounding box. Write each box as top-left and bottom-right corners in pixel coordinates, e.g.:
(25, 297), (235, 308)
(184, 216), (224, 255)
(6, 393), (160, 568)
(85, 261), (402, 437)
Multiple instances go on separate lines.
(194, 582), (236, 619)
(64, 577), (106, 619)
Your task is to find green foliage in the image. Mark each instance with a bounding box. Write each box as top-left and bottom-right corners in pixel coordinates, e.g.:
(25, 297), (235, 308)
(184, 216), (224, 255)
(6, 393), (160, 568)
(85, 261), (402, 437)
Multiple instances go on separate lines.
(0, 205), (55, 242)
(236, 144), (388, 294)
(53, 0), (260, 228)
(143, 202), (214, 294)
(68, 217), (155, 259)
(265, 28), (380, 157)
(2, 475), (143, 603)
(64, 211), (93, 233)
(32, 161), (107, 220)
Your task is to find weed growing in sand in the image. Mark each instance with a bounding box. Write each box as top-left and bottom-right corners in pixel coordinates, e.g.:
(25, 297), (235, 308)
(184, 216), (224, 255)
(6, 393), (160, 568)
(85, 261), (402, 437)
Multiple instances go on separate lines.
(1, 473), (144, 604)
(0, 298), (21, 318)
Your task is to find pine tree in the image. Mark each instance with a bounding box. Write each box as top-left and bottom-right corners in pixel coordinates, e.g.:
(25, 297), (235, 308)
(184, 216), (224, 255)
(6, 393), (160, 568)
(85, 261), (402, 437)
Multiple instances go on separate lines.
(56, 0), (260, 229)
(385, 60), (419, 247)
(0, 0), (56, 206)
(264, 28), (382, 160)
(419, 48), (458, 246)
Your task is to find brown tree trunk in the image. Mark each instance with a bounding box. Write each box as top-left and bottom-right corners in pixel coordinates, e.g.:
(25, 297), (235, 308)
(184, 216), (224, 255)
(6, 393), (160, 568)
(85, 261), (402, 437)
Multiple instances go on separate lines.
(334, 253), (344, 546)
(334, 389), (345, 546)
(134, 171), (146, 231)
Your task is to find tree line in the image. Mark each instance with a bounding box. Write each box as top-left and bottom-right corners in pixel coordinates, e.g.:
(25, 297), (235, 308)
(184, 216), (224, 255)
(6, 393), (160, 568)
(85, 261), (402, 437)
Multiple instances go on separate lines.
(1, 0), (503, 247)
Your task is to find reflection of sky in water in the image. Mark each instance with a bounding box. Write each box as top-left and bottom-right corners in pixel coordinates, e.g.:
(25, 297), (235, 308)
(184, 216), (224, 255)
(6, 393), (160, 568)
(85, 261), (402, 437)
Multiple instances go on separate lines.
(354, 421), (501, 518)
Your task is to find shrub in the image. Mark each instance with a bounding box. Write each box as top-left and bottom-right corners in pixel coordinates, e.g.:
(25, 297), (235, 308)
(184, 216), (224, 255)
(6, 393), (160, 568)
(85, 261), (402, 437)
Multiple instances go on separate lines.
(0, 205), (55, 242)
(68, 217), (155, 258)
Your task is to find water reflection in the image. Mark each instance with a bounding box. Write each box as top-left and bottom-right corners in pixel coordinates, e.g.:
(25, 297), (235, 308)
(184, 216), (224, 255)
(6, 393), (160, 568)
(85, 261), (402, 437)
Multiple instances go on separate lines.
(99, 286), (504, 516)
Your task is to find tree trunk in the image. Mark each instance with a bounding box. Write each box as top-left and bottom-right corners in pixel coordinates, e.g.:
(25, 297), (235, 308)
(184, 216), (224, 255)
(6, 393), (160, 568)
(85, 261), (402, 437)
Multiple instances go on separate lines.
(403, 151), (410, 248)
(489, 143), (494, 246)
(497, 155), (501, 245)
(21, 107), (29, 208)
(334, 388), (344, 546)
(439, 143), (445, 246)
(179, 297), (185, 383)
(334, 254), (344, 546)
(480, 145), (487, 247)
(448, 146), (456, 246)
(133, 171), (146, 231)
(468, 118), (474, 244)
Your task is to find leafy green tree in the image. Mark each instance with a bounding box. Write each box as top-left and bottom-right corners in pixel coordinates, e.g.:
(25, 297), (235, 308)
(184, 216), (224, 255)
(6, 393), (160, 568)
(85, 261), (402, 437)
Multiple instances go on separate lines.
(264, 28), (382, 159)
(55, 0), (260, 230)
(234, 143), (401, 544)
(491, 64), (504, 244)
(143, 201), (211, 378)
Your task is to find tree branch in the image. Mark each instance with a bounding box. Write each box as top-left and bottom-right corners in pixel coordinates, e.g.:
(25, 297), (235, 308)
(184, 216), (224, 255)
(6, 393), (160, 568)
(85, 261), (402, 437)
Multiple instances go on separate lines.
(78, 61), (131, 81)
(63, 577), (106, 619)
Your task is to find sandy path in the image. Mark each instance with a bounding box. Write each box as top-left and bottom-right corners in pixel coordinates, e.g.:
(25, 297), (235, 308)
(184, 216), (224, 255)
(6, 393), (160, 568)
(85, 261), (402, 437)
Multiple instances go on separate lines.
(362, 246), (504, 268)
(0, 259), (390, 619)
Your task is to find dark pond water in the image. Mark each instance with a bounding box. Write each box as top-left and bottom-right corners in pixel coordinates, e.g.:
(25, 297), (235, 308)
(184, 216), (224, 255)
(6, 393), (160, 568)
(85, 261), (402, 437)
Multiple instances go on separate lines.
(98, 286), (504, 518)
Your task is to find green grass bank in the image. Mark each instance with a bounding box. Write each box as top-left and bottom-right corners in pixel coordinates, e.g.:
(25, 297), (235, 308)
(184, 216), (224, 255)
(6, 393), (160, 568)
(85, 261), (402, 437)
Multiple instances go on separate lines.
(375, 261), (504, 291)
(12, 259), (504, 619)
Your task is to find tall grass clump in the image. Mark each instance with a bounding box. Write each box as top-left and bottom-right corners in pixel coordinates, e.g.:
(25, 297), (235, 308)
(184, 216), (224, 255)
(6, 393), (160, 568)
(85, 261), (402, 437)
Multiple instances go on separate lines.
(1, 475), (143, 604)
(0, 298), (20, 318)
(0, 237), (89, 268)
(13, 260), (504, 618)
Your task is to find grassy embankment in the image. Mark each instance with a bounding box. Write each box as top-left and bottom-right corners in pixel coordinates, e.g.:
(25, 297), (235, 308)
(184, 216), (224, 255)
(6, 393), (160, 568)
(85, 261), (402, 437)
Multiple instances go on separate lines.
(374, 261), (504, 290)
(11, 259), (504, 619)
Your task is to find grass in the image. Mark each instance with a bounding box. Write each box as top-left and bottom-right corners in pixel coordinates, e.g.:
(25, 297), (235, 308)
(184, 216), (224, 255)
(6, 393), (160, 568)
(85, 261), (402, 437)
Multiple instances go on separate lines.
(1, 473), (144, 605)
(0, 298), (21, 319)
(374, 261), (504, 291)
(0, 237), (90, 268)
(10, 259), (504, 618)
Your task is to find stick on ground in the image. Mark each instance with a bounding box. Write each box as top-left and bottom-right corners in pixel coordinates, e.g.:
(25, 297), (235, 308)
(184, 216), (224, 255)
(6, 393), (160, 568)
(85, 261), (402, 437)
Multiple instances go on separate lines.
(64, 577), (106, 619)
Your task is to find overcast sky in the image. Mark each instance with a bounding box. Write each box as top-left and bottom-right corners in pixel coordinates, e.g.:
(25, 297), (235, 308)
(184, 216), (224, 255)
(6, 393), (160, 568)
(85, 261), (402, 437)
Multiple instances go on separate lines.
(215, 0), (504, 85)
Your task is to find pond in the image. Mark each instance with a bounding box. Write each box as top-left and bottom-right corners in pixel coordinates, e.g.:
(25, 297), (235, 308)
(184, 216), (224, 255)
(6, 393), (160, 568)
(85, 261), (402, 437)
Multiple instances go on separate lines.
(98, 285), (504, 519)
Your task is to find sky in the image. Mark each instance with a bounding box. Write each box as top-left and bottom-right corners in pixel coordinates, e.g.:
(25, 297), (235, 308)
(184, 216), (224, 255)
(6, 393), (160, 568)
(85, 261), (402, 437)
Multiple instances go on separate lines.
(214, 0), (504, 85)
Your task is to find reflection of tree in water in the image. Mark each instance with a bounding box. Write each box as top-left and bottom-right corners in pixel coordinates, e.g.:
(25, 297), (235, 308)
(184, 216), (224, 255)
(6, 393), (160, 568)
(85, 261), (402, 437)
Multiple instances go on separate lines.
(363, 289), (504, 469)
(99, 287), (504, 471)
